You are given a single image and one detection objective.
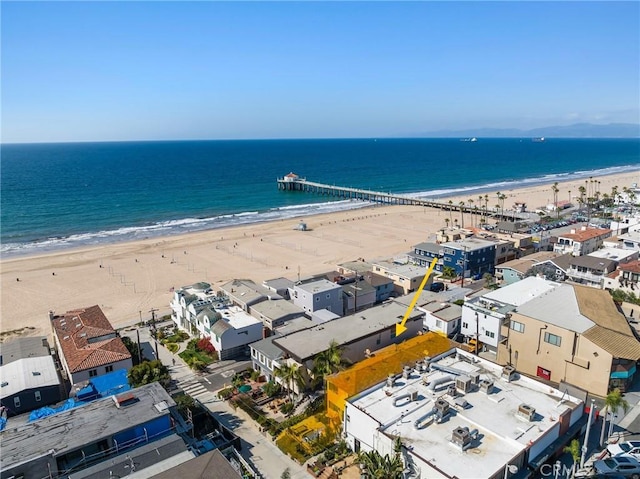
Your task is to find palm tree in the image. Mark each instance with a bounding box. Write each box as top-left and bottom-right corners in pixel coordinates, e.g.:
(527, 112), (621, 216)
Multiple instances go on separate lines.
(448, 200), (454, 224)
(467, 199), (474, 227)
(312, 340), (348, 389)
(551, 182), (560, 219)
(599, 388), (630, 446)
(459, 201), (466, 228)
(356, 449), (404, 479)
(444, 217), (450, 229)
(478, 195), (484, 223)
(564, 439), (581, 478)
(274, 362), (303, 403)
(578, 185), (587, 214)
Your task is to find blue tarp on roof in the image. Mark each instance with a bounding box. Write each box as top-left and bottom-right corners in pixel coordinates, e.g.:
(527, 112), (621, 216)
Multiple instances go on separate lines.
(28, 369), (131, 422)
(76, 368), (130, 402)
(28, 398), (76, 422)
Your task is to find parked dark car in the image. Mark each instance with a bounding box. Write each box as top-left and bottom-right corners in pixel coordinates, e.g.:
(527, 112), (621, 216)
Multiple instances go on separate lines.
(430, 282), (445, 292)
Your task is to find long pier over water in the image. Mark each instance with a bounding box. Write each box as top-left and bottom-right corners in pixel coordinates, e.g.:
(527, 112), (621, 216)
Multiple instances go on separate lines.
(277, 173), (525, 221)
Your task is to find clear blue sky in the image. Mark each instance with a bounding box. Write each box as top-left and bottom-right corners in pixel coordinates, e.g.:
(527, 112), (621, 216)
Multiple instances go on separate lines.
(2, 1), (639, 143)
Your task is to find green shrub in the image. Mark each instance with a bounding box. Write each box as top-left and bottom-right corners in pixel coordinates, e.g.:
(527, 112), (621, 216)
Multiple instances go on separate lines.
(166, 343), (179, 354)
(280, 402), (295, 415)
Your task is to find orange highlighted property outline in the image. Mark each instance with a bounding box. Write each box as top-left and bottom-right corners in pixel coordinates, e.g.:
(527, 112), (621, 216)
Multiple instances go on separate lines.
(395, 256), (439, 337)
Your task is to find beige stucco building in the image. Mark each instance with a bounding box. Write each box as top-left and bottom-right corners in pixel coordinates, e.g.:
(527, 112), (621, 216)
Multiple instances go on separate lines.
(497, 284), (640, 397)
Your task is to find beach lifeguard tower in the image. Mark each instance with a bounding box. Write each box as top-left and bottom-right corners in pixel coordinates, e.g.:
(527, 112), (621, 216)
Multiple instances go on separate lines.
(295, 221), (308, 231)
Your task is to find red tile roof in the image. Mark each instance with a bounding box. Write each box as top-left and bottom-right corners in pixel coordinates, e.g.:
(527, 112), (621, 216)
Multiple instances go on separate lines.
(52, 305), (131, 373)
(620, 260), (640, 274)
(559, 228), (612, 242)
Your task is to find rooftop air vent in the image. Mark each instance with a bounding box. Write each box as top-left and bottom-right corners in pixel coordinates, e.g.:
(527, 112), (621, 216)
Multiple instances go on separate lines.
(402, 365), (412, 379)
(479, 379), (494, 395)
(502, 365), (517, 382)
(434, 398), (450, 418)
(517, 403), (536, 421)
(386, 374), (396, 388)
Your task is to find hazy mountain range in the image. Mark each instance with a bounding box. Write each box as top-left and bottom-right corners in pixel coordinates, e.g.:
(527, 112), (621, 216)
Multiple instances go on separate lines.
(416, 122), (640, 138)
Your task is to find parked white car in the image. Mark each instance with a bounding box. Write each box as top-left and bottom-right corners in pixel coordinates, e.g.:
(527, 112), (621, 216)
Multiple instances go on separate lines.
(607, 440), (640, 458)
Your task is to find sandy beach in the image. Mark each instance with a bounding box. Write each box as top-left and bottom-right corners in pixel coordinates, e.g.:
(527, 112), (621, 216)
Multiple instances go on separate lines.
(2, 171), (638, 341)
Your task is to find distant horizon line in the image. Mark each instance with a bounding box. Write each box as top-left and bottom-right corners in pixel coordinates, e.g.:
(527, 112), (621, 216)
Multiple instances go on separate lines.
(4, 135), (640, 146)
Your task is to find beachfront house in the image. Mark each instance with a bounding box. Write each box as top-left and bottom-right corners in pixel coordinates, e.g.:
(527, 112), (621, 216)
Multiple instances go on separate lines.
(169, 282), (231, 336)
(412, 238), (497, 280)
(497, 284), (640, 396)
(290, 278), (343, 316)
(208, 305), (263, 360)
(341, 348), (584, 479)
(553, 226), (613, 256)
(0, 337), (63, 417)
(249, 297), (306, 332)
(460, 277), (558, 355)
(50, 306), (132, 387)
(220, 279), (281, 314)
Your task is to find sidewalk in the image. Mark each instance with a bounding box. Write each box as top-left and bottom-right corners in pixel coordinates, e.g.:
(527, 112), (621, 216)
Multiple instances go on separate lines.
(120, 324), (310, 479)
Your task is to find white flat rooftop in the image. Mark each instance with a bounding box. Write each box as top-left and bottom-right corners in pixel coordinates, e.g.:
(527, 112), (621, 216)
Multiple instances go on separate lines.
(348, 349), (581, 479)
(219, 305), (262, 328)
(484, 276), (558, 306)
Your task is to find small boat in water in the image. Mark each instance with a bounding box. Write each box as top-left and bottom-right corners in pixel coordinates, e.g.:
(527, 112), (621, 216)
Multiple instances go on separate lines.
(532, 137), (545, 142)
(460, 137), (478, 142)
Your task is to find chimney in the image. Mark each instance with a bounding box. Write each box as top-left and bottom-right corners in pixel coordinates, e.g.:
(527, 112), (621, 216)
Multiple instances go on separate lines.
(48, 311), (55, 321)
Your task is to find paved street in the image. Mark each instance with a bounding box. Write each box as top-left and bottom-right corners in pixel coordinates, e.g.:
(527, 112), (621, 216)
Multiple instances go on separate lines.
(119, 323), (310, 479)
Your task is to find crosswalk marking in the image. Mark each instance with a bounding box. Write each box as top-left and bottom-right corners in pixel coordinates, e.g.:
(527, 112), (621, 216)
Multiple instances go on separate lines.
(181, 381), (208, 398)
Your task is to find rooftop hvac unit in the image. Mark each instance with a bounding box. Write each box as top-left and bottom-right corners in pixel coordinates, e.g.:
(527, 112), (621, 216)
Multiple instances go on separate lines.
(470, 372), (481, 385)
(456, 375), (472, 394)
(479, 379), (494, 395)
(387, 374), (396, 388)
(454, 397), (469, 409)
(451, 427), (471, 447)
(502, 365), (517, 382)
(517, 403), (536, 421)
(447, 384), (457, 398)
(402, 365), (412, 379)
(434, 398), (450, 417)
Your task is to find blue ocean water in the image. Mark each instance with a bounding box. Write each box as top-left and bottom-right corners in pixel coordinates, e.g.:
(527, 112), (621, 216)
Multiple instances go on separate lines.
(1, 138), (639, 258)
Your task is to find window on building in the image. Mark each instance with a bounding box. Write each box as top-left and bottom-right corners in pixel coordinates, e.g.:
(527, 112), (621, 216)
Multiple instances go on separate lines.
(544, 332), (562, 347)
(510, 320), (525, 333)
(89, 369), (98, 377)
(14, 397), (21, 408)
(390, 329), (396, 339)
(436, 320), (443, 328)
(35, 391), (41, 402)
(486, 331), (495, 339)
(105, 365), (114, 373)
(252, 349), (258, 358)
(462, 322), (469, 329)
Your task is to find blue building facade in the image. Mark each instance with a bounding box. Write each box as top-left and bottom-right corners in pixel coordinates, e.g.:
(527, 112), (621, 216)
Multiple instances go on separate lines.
(412, 239), (496, 279)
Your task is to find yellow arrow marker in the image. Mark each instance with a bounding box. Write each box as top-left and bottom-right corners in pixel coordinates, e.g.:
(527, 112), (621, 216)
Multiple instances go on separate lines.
(396, 256), (439, 337)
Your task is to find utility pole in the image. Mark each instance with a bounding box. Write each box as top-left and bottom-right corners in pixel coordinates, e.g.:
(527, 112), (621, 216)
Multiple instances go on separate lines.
(149, 308), (159, 359)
